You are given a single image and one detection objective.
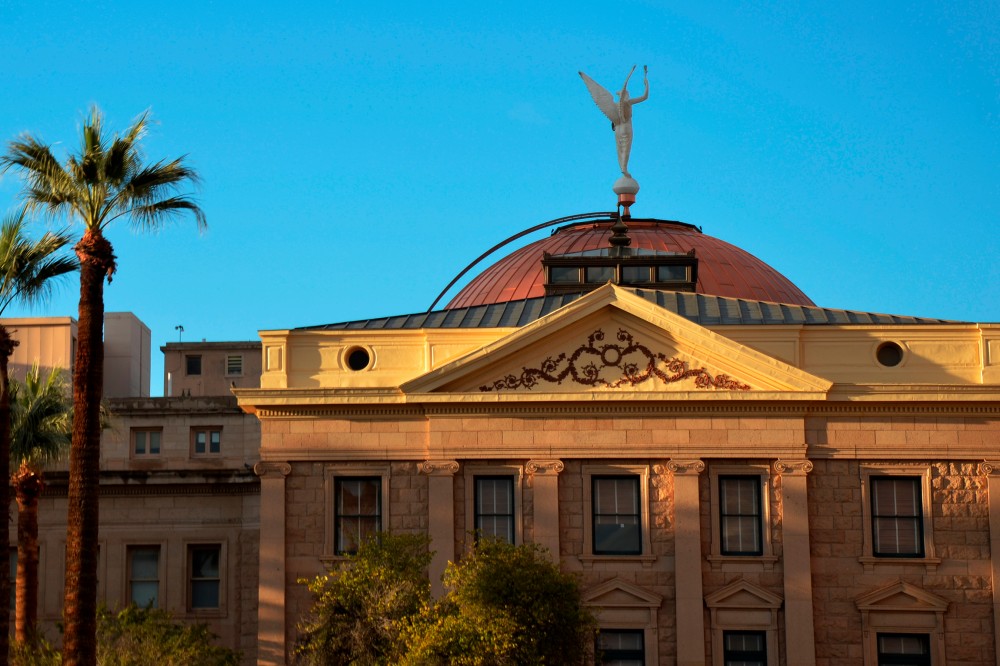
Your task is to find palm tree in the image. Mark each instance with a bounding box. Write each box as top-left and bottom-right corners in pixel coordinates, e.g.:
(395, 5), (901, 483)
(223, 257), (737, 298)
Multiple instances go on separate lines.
(2, 107), (205, 665)
(10, 364), (71, 642)
(0, 209), (75, 657)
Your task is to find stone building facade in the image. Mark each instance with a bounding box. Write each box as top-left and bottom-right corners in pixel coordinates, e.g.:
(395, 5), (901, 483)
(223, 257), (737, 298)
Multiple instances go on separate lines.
(235, 213), (1000, 666)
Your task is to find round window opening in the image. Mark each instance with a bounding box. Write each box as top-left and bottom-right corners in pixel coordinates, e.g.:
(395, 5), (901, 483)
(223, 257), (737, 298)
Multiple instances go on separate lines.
(346, 347), (371, 371)
(876, 341), (904, 367)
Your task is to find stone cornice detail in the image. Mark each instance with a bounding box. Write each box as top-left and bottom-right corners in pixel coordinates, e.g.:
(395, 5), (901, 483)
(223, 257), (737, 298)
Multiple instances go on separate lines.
(252, 400), (1000, 420)
(980, 461), (1000, 476)
(419, 460), (460, 476)
(665, 459), (705, 475)
(254, 461), (292, 479)
(773, 459), (814, 475)
(525, 459), (565, 475)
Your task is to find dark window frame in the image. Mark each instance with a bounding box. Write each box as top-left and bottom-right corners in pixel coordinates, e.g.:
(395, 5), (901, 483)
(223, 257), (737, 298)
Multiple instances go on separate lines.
(871, 476), (924, 558)
(592, 475), (642, 556)
(185, 354), (202, 376)
(132, 428), (162, 456)
(876, 632), (931, 666)
(334, 476), (383, 555)
(474, 475), (515, 544)
(191, 427), (222, 456)
(723, 630), (767, 666)
(128, 545), (160, 608)
(719, 475), (764, 556)
(597, 629), (645, 665)
(188, 544), (221, 611)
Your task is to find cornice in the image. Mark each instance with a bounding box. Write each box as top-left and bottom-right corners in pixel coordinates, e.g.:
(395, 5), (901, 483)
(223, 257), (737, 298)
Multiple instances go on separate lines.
(42, 481), (259, 498)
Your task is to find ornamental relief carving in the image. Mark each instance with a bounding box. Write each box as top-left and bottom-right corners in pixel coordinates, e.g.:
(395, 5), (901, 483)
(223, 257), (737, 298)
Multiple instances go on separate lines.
(253, 461), (291, 479)
(479, 328), (750, 393)
(419, 460), (461, 476)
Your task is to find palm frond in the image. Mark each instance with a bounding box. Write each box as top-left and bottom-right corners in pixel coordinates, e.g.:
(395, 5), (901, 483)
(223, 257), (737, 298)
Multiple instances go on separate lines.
(128, 196), (207, 233)
(10, 364), (72, 469)
(0, 208), (77, 315)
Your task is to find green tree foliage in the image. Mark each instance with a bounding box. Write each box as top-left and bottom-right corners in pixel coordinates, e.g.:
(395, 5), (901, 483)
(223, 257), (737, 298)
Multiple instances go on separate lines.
(296, 536), (595, 666)
(295, 533), (433, 665)
(9, 606), (239, 666)
(403, 540), (596, 665)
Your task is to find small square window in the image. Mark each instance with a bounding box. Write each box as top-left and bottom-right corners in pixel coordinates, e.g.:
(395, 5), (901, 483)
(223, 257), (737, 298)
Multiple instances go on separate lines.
(225, 355), (243, 377)
(723, 631), (767, 666)
(620, 266), (651, 284)
(132, 428), (162, 456)
(186, 355), (202, 376)
(877, 633), (930, 666)
(585, 266), (615, 284)
(549, 266), (581, 284)
(334, 477), (382, 555)
(871, 477), (923, 557)
(128, 546), (160, 608)
(474, 476), (514, 544)
(189, 545), (221, 610)
(656, 265), (688, 282)
(191, 428), (222, 455)
(592, 475), (641, 555)
(598, 629), (644, 665)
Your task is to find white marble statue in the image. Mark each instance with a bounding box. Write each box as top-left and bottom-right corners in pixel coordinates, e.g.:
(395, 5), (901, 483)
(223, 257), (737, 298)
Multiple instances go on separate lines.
(579, 65), (649, 178)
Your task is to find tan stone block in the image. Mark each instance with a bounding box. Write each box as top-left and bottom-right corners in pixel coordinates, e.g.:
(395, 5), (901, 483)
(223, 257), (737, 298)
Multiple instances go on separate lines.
(289, 420), (315, 434)
(651, 429), (689, 445)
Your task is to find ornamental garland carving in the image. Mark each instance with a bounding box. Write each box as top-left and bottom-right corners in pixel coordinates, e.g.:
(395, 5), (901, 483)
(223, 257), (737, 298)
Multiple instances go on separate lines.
(479, 328), (751, 392)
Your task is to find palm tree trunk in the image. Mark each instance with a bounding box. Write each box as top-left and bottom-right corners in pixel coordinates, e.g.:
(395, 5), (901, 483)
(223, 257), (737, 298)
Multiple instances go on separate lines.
(63, 232), (112, 666)
(14, 465), (42, 643)
(0, 325), (15, 660)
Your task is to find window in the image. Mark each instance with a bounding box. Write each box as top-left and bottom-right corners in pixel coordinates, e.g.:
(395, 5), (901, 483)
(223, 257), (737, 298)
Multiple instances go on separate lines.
(656, 265), (688, 282)
(877, 634), (930, 666)
(188, 545), (220, 610)
(723, 631), (767, 666)
(132, 428), (161, 456)
(474, 476), (514, 543)
(859, 467), (938, 572)
(549, 266), (581, 284)
(225, 354), (243, 376)
(620, 266), (651, 284)
(598, 630), (644, 665)
(334, 477), (382, 555)
(708, 466), (775, 569)
(719, 476), (763, 556)
(871, 477), (923, 557)
(128, 546), (160, 608)
(191, 428), (221, 455)
(592, 476), (641, 555)
(585, 266), (614, 283)
(185, 355), (202, 376)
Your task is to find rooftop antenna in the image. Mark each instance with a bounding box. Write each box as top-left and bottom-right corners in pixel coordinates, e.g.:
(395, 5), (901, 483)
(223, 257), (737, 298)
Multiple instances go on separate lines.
(175, 325), (184, 342)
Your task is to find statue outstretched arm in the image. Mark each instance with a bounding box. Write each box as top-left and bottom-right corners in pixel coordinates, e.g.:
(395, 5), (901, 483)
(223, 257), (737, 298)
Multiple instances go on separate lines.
(630, 66), (649, 105)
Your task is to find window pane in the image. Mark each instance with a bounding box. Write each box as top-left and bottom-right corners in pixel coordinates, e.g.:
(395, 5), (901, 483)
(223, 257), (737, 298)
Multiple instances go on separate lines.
(475, 477), (514, 543)
(335, 478), (382, 554)
(720, 477), (763, 556)
(191, 547), (219, 579)
(620, 266), (651, 284)
(598, 630), (644, 665)
(210, 431), (221, 453)
(226, 355), (242, 375)
(195, 432), (206, 454)
(593, 477), (641, 554)
(134, 431), (146, 455)
(186, 355), (202, 375)
(549, 266), (580, 284)
(585, 266), (615, 283)
(877, 633), (931, 666)
(190, 546), (221, 610)
(657, 265), (688, 282)
(148, 431), (160, 454)
(723, 631), (766, 666)
(191, 580), (219, 609)
(871, 478), (923, 556)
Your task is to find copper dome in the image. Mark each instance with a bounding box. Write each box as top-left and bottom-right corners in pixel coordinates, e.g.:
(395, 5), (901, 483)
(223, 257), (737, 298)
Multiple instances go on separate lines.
(447, 219), (813, 309)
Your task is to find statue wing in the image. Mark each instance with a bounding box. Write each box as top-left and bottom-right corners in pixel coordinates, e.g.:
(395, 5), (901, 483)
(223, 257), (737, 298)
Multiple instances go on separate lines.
(579, 71), (620, 125)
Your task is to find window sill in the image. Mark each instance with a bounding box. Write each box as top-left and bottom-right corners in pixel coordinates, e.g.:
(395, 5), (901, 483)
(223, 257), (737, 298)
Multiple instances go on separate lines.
(858, 555), (941, 574)
(579, 554), (657, 569)
(707, 554), (778, 572)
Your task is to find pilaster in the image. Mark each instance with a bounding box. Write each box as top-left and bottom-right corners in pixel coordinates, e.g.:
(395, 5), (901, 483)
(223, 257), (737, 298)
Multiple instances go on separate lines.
(420, 460), (460, 597)
(526, 459), (565, 560)
(668, 458), (706, 666)
(774, 459), (816, 666)
(253, 461), (291, 666)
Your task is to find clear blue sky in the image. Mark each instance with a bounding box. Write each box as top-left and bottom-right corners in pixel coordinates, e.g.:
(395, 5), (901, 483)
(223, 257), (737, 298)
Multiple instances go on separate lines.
(1, 1), (998, 394)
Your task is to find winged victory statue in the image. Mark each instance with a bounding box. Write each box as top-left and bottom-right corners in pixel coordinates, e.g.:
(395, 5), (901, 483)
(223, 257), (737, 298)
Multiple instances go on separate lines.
(579, 65), (649, 178)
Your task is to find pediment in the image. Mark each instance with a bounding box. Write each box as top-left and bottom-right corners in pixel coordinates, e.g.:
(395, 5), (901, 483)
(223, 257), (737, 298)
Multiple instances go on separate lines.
(582, 578), (663, 608)
(705, 579), (782, 610)
(855, 580), (949, 613)
(402, 285), (832, 397)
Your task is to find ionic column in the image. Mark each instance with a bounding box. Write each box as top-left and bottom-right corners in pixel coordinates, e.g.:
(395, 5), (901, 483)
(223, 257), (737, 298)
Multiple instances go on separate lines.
(668, 459), (706, 666)
(253, 461), (291, 666)
(526, 459), (564, 560)
(981, 461), (1000, 662)
(420, 460), (460, 597)
(774, 459), (816, 666)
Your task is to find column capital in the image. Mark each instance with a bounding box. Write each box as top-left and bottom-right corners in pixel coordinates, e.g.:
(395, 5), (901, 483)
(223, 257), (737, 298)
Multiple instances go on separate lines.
(774, 459), (814, 475)
(981, 461), (1000, 476)
(525, 459), (565, 475)
(419, 460), (460, 476)
(254, 461), (291, 479)
(665, 459), (705, 475)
